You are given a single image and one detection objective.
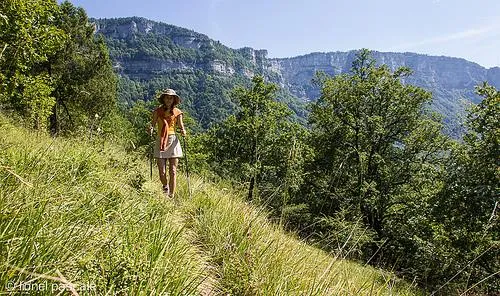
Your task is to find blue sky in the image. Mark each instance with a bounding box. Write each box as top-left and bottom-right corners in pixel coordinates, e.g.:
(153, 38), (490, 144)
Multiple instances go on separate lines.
(62, 0), (500, 68)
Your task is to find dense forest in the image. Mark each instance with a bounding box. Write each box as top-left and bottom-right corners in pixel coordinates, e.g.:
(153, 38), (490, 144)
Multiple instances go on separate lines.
(1, 0), (498, 294)
(95, 16), (500, 140)
(95, 16), (309, 130)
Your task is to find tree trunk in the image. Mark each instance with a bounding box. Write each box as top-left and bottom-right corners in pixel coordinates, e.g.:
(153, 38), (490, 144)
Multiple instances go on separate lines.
(248, 109), (258, 200)
(49, 102), (59, 135)
(247, 176), (255, 200)
(47, 62), (59, 135)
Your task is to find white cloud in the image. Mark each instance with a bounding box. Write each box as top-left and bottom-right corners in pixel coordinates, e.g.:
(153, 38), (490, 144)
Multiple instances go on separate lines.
(392, 23), (500, 51)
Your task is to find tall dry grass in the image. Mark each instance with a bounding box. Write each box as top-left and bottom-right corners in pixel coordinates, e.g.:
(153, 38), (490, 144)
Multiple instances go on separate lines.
(0, 115), (421, 295)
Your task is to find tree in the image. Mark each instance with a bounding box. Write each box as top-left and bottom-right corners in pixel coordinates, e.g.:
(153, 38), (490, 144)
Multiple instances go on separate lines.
(48, 1), (117, 133)
(0, 0), (67, 128)
(306, 49), (449, 236)
(429, 82), (499, 293)
(204, 76), (309, 209)
(0, 0), (117, 133)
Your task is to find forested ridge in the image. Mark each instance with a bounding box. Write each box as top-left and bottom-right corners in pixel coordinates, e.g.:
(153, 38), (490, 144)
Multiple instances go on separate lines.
(95, 16), (307, 131)
(1, 1), (499, 295)
(96, 16), (500, 139)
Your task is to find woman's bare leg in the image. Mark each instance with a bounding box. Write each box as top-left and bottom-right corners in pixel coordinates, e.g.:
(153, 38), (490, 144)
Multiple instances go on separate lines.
(156, 158), (168, 189)
(168, 158), (179, 197)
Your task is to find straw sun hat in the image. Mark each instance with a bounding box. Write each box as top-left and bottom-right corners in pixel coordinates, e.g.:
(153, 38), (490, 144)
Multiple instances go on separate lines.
(157, 89), (181, 105)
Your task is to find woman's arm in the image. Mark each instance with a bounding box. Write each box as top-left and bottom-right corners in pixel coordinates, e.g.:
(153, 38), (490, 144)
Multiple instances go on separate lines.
(148, 110), (158, 136)
(177, 114), (186, 136)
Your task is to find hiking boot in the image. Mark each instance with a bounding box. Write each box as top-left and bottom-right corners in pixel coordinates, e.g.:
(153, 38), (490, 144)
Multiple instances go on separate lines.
(162, 184), (169, 195)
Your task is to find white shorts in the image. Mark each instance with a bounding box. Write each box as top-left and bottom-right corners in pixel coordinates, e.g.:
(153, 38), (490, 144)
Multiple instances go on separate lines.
(154, 134), (183, 159)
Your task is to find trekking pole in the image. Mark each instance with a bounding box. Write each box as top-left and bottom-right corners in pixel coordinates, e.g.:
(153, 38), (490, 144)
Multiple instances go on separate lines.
(150, 142), (153, 180)
(149, 130), (154, 181)
(181, 135), (192, 199)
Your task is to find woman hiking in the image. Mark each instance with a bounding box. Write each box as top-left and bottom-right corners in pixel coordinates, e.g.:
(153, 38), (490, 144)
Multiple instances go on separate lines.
(148, 89), (186, 197)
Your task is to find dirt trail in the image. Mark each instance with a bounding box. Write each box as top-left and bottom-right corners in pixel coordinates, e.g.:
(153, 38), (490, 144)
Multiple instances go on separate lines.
(167, 195), (220, 296)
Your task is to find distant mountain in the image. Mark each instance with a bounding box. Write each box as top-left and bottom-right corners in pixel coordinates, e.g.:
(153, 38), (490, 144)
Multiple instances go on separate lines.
(95, 17), (500, 135)
(267, 51), (500, 135)
(94, 17), (275, 128)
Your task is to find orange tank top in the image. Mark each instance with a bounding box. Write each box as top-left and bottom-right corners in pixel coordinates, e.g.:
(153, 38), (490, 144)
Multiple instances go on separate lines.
(156, 107), (183, 150)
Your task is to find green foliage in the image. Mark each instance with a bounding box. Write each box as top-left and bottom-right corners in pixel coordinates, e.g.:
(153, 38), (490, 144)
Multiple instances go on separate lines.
(0, 0), (118, 134)
(287, 50), (491, 292)
(466, 82), (499, 156)
(313, 211), (377, 259)
(0, 0), (67, 127)
(305, 49), (449, 234)
(49, 2), (117, 134)
(0, 114), (421, 295)
(427, 83), (499, 293)
(19, 74), (56, 129)
(98, 17), (306, 130)
(0, 115), (204, 295)
(203, 76), (311, 210)
(121, 99), (156, 148)
(98, 108), (137, 149)
(0, 0), (66, 72)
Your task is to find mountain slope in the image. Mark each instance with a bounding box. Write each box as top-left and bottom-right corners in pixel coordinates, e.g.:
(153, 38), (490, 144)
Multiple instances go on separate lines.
(95, 16), (500, 135)
(94, 17), (273, 129)
(0, 114), (421, 295)
(268, 51), (500, 135)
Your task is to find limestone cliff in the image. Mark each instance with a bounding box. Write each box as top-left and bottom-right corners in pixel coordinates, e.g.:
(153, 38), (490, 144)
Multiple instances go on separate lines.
(95, 17), (500, 135)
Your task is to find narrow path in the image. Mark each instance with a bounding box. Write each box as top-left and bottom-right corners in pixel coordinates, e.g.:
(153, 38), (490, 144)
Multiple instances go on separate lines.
(162, 181), (220, 296)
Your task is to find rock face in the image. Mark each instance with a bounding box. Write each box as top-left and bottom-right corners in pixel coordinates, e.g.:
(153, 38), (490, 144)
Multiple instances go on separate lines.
(95, 17), (500, 135)
(266, 51), (500, 135)
(95, 18), (207, 48)
(268, 51), (495, 99)
(94, 17), (266, 79)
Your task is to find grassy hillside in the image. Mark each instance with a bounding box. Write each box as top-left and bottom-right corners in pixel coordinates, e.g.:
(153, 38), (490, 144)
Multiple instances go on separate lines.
(0, 115), (421, 295)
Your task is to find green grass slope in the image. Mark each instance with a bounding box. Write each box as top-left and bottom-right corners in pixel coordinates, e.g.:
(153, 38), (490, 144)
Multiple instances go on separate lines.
(0, 115), (422, 295)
